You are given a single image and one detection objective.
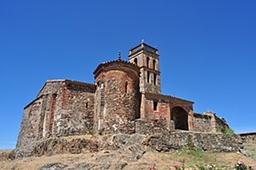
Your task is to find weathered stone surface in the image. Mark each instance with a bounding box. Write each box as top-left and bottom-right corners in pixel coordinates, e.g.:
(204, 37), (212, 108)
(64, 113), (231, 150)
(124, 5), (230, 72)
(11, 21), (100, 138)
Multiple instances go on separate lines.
(115, 161), (128, 169)
(16, 80), (96, 150)
(94, 61), (140, 135)
(135, 118), (171, 135)
(126, 144), (145, 161)
(144, 132), (242, 152)
(13, 132), (243, 162)
(102, 134), (145, 150)
(193, 113), (213, 132)
(14, 136), (99, 158)
(39, 162), (68, 170)
(0, 150), (14, 161)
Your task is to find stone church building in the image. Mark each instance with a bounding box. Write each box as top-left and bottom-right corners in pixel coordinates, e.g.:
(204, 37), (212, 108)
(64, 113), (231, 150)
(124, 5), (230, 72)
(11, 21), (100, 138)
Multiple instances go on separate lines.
(16, 42), (229, 148)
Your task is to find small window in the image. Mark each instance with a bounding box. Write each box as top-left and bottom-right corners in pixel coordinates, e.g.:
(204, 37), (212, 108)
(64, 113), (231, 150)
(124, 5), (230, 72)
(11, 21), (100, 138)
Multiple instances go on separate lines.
(153, 101), (158, 111)
(134, 58), (137, 65)
(125, 82), (128, 93)
(85, 102), (89, 109)
(147, 71), (150, 83)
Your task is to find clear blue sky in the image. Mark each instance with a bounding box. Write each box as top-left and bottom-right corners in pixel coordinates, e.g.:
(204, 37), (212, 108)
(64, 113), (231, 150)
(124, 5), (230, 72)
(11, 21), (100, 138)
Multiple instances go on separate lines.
(0, 0), (255, 149)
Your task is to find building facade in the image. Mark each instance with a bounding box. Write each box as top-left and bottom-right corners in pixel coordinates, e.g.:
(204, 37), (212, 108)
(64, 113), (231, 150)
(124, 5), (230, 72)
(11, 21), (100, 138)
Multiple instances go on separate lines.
(16, 42), (229, 148)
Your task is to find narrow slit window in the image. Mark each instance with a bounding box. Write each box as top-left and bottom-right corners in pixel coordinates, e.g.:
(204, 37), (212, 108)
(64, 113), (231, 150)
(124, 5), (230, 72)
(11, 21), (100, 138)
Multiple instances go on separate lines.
(154, 74), (157, 85)
(147, 57), (150, 68)
(153, 101), (158, 111)
(153, 60), (156, 70)
(125, 82), (128, 93)
(147, 71), (150, 83)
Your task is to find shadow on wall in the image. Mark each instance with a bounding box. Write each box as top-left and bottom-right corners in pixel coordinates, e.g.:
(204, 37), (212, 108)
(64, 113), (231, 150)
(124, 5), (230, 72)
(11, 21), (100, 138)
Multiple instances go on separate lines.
(171, 106), (188, 130)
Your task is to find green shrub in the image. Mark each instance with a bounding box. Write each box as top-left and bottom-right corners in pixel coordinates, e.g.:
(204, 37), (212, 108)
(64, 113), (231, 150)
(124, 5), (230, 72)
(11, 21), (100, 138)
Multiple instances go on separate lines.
(217, 126), (234, 134)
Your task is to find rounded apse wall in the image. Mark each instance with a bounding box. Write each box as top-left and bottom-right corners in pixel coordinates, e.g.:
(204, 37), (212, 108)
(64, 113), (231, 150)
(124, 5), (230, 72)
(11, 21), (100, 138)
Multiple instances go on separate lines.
(94, 60), (140, 134)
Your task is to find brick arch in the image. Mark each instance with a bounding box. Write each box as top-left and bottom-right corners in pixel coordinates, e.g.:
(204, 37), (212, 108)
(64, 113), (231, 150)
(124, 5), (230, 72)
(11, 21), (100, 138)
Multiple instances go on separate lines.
(170, 104), (191, 114)
(171, 106), (188, 130)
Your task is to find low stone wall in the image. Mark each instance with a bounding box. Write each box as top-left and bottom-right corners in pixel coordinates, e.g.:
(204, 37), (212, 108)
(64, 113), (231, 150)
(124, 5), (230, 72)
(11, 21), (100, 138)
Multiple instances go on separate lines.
(144, 131), (242, 152)
(239, 132), (256, 143)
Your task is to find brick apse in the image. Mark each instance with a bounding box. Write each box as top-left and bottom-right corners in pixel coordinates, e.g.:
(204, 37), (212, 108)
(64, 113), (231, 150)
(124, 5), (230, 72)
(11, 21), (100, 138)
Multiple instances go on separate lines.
(16, 42), (229, 148)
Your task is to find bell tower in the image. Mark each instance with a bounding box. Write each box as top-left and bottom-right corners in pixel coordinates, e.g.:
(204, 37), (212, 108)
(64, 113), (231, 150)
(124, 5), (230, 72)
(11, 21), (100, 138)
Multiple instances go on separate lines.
(128, 41), (161, 93)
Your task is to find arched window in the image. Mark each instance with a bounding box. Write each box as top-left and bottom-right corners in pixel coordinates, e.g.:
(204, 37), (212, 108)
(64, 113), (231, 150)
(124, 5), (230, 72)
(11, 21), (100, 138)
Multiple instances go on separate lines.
(125, 82), (128, 93)
(147, 57), (150, 68)
(153, 60), (156, 70)
(134, 58), (137, 65)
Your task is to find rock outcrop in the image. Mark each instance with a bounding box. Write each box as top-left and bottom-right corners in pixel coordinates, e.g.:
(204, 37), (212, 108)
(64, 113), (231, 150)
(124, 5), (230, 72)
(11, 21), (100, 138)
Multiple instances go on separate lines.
(14, 132), (242, 159)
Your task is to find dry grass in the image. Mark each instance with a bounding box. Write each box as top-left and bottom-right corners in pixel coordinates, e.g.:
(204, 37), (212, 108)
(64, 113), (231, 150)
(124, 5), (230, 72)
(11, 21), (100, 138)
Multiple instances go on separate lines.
(127, 149), (256, 170)
(244, 143), (256, 161)
(0, 148), (256, 170)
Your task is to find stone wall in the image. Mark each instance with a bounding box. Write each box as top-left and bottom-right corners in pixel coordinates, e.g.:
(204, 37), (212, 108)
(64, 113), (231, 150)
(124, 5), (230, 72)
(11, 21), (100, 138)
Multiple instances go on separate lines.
(36, 80), (64, 97)
(135, 119), (174, 135)
(193, 113), (213, 132)
(54, 81), (96, 137)
(17, 80), (68, 147)
(145, 132), (242, 152)
(94, 59), (140, 134)
(16, 80), (96, 149)
(16, 96), (47, 148)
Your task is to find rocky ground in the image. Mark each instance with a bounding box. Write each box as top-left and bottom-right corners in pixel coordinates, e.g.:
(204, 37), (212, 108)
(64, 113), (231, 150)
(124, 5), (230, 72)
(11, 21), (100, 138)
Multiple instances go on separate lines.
(0, 133), (255, 169)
